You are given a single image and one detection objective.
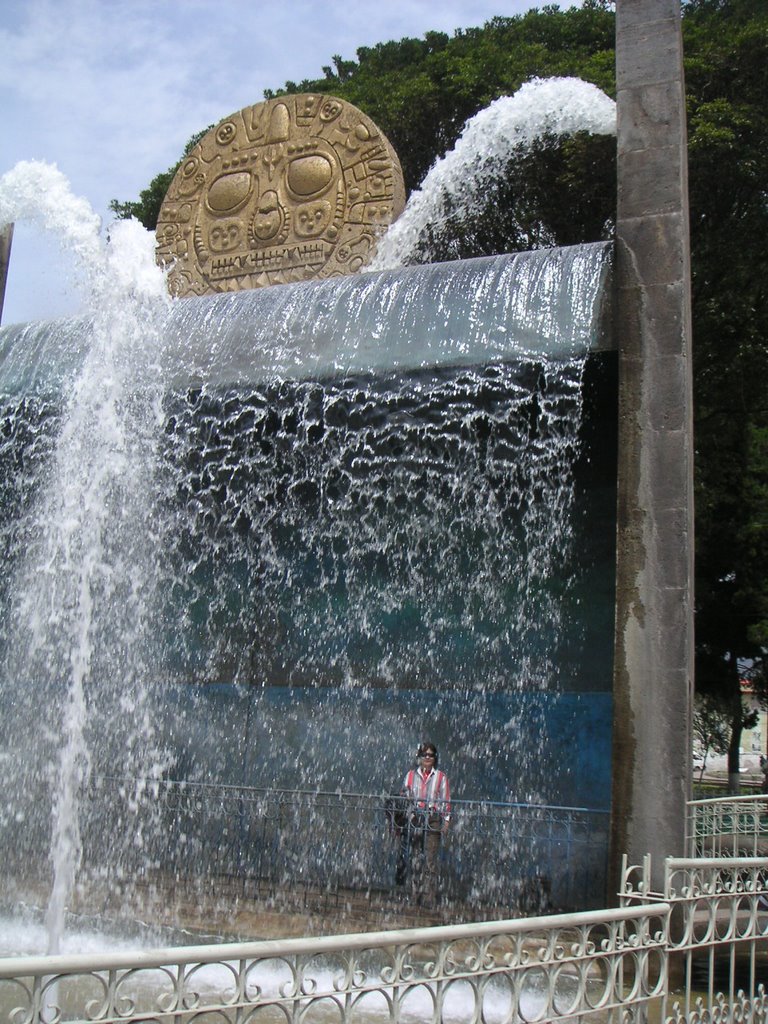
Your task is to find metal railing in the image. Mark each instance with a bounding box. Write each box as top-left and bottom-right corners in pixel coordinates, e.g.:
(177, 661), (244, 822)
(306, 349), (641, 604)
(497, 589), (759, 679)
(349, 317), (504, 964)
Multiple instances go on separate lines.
(687, 793), (768, 857)
(73, 777), (609, 913)
(621, 850), (768, 1024)
(6, 794), (768, 1024)
(0, 902), (669, 1024)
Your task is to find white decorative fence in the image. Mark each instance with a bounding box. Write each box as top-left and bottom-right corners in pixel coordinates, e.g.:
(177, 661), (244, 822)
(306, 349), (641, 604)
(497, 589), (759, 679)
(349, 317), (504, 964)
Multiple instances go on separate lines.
(0, 904), (668, 1024)
(3, 795), (768, 1024)
(687, 793), (768, 857)
(621, 852), (768, 1024)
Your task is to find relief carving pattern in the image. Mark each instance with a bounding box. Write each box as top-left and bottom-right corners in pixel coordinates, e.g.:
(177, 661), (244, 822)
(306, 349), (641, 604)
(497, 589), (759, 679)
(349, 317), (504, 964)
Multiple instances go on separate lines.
(156, 95), (405, 296)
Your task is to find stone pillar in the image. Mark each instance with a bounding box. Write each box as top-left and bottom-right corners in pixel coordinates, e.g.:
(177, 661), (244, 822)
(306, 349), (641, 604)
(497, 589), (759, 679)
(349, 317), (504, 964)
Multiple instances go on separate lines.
(610, 0), (694, 892)
(0, 223), (12, 325)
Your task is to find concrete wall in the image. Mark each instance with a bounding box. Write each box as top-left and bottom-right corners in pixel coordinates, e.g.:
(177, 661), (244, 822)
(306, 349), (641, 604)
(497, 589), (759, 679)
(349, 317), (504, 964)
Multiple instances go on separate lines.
(611, 0), (694, 889)
(0, 224), (12, 326)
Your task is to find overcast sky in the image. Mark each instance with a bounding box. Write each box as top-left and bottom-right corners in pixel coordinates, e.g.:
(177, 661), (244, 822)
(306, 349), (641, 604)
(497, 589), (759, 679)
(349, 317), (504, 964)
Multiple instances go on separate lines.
(0, 0), (556, 326)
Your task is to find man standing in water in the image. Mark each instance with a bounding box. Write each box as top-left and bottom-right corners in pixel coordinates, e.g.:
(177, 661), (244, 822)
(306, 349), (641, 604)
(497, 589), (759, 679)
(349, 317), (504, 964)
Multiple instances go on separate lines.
(401, 741), (451, 905)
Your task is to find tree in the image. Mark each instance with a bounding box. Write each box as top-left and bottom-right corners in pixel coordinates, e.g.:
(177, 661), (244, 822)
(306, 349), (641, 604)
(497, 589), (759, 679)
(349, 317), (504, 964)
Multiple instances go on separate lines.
(693, 691), (736, 781)
(683, 0), (768, 789)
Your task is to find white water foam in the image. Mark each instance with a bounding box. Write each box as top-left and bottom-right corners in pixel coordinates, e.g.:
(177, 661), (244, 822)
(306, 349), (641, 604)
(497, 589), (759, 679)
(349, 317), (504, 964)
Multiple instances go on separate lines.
(0, 160), (166, 314)
(370, 77), (616, 269)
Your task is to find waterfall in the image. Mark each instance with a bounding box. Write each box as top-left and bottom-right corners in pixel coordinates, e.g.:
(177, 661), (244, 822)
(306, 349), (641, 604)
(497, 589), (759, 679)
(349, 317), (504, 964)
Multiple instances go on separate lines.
(0, 77), (617, 951)
(0, 242), (615, 935)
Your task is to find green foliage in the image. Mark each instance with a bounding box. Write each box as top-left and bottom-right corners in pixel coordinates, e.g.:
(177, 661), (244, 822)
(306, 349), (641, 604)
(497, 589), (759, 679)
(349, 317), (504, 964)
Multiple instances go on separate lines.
(684, 0), (768, 711)
(264, 7), (615, 194)
(407, 132), (615, 265)
(694, 691), (733, 758)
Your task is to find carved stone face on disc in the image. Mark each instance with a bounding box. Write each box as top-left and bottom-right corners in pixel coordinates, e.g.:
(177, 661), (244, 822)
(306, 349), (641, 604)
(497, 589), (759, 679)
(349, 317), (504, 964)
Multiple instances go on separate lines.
(156, 94), (406, 297)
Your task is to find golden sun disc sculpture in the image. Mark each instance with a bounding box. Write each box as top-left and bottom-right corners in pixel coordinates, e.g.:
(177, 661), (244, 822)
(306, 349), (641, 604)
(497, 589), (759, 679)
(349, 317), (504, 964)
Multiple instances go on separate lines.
(156, 95), (406, 297)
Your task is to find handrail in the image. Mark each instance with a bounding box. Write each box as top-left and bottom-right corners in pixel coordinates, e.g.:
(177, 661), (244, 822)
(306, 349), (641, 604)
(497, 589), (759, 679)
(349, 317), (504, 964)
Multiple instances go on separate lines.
(688, 792), (768, 807)
(0, 902), (668, 977)
(94, 775), (610, 816)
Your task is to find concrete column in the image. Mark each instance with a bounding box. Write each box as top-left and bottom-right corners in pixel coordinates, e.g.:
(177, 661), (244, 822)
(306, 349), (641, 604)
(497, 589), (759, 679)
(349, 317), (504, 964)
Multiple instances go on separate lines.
(0, 223), (12, 325)
(610, 0), (694, 891)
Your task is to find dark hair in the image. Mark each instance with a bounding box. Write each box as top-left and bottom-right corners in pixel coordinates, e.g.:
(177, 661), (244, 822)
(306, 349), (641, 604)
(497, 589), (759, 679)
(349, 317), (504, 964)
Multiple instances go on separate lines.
(417, 742), (439, 767)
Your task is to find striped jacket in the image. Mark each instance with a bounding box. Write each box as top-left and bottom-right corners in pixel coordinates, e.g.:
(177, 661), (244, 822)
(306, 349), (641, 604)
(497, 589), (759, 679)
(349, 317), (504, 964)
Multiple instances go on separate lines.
(403, 767), (451, 821)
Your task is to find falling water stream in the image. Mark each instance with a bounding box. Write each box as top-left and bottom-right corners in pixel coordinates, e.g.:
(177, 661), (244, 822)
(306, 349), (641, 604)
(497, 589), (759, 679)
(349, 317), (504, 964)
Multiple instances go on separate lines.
(0, 78), (616, 955)
(370, 77), (616, 268)
(0, 164), (172, 953)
